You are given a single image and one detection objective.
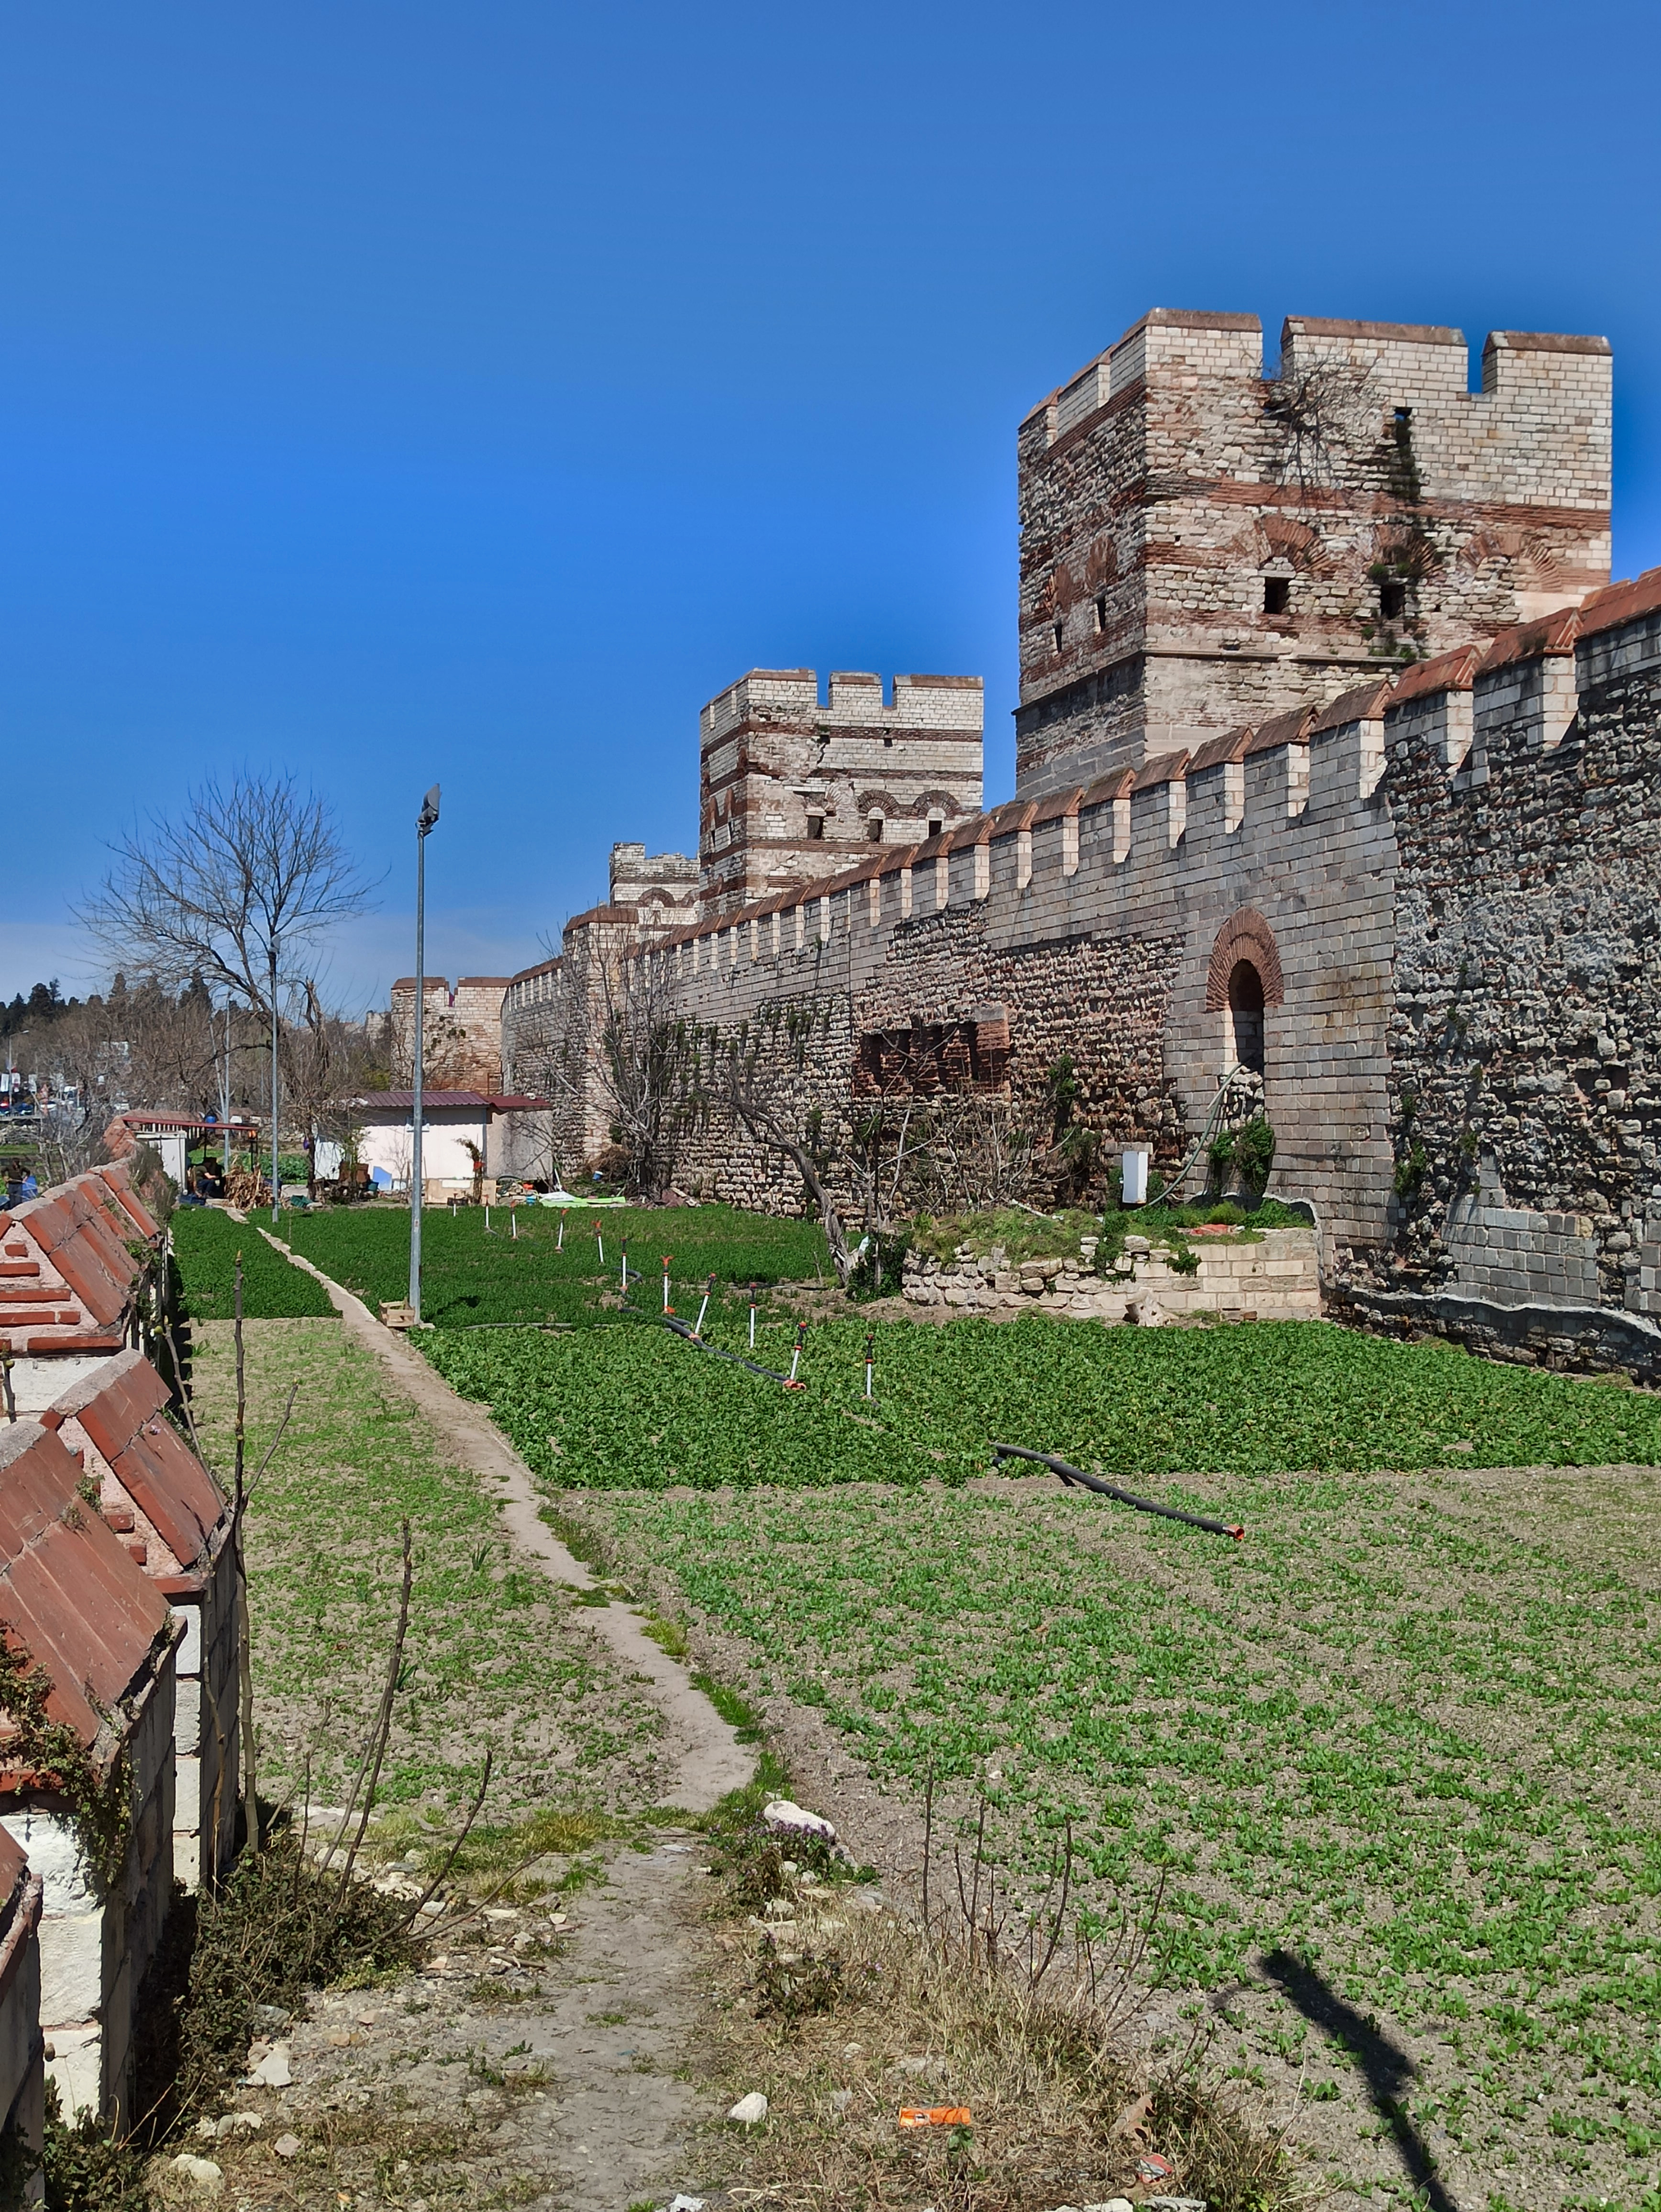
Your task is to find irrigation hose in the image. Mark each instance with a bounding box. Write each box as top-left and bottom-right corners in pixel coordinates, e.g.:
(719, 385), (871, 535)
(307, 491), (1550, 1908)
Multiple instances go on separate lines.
(622, 1299), (797, 1385)
(991, 1441), (1244, 1540)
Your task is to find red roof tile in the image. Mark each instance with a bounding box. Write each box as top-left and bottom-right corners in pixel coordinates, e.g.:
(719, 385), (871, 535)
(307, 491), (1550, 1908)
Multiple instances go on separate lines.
(1027, 786), (1084, 827)
(1575, 565), (1661, 640)
(52, 1352), (227, 1572)
(1476, 607), (1580, 673)
(1388, 644), (1483, 704)
(1130, 752), (1190, 792)
(0, 1423), (171, 1760)
(1247, 706), (1315, 756)
(1187, 727), (1254, 775)
(1307, 677), (1394, 735)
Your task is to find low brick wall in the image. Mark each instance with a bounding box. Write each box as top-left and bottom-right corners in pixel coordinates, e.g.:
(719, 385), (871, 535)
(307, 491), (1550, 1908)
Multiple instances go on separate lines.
(903, 1226), (1319, 1323)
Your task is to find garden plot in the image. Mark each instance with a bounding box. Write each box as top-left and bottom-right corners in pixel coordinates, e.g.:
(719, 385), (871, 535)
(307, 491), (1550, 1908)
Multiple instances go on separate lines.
(186, 1316), (670, 1821)
(172, 1205), (336, 1319)
(281, 1200), (829, 1329)
(431, 1313), (1661, 2206)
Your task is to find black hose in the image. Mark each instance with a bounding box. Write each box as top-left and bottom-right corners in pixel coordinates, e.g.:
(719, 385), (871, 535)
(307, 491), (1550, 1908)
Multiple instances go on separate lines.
(991, 1441), (1244, 1540)
(624, 1301), (796, 1385)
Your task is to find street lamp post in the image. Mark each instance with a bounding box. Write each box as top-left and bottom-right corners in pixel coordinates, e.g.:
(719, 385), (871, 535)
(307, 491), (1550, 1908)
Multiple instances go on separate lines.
(409, 785), (441, 1320)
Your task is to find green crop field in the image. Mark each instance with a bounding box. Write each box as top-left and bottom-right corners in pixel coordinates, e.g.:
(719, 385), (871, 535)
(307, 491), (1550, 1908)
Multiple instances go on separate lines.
(425, 1311), (1661, 1488)
(280, 1200), (830, 1328)
(430, 1310), (1661, 2202)
(171, 1205), (336, 1320)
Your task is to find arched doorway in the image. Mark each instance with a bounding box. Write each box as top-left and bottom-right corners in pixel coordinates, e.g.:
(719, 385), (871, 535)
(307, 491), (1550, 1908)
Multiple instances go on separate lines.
(1226, 958), (1266, 1076)
(1205, 908), (1285, 1083)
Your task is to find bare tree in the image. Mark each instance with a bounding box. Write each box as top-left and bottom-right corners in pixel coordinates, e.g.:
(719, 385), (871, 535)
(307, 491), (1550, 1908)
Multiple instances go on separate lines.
(79, 775), (376, 1211)
(719, 1025), (859, 1285)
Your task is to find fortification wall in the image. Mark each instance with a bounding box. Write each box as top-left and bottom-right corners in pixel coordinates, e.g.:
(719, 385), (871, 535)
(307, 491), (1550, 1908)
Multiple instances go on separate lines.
(389, 975), (507, 1095)
(1017, 309), (1612, 793)
(642, 689), (1399, 1250)
(1380, 573), (1661, 1327)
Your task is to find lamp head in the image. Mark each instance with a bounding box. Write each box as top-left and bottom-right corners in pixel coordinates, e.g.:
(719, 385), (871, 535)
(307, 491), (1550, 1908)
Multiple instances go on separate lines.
(418, 785), (441, 836)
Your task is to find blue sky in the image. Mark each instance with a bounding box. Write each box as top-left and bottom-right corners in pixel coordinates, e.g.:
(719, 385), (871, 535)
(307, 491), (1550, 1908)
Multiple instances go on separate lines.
(5, 0), (1661, 1007)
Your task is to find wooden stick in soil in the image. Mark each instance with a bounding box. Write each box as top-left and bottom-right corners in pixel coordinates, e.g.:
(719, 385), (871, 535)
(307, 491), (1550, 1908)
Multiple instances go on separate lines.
(334, 1516), (414, 1900)
(234, 1254), (260, 1850)
(397, 1748), (493, 1930)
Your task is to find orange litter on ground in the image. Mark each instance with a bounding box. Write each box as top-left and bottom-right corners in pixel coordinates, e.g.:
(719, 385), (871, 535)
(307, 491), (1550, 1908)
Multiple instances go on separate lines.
(897, 2107), (972, 2129)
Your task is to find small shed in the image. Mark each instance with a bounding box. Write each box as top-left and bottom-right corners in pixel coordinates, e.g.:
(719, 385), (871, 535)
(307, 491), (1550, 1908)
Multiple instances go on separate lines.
(345, 1091), (492, 1194)
(0, 1420), (179, 2125)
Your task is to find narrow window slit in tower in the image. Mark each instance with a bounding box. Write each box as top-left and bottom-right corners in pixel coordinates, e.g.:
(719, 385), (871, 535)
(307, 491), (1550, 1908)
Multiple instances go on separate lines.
(1263, 576), (1290, 615)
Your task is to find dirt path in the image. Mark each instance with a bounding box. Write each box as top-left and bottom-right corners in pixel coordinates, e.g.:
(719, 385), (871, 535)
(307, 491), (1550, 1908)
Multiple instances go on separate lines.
(202, 1835), (722, 2212)
(263, 1228), (754, 1814)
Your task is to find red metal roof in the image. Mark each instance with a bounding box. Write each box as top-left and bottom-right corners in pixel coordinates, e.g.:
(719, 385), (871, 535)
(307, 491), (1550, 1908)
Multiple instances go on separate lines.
(46, 1351), (227, 1574)
(0, 1422), (171, 1761)
(350, 1091), (490, 1111)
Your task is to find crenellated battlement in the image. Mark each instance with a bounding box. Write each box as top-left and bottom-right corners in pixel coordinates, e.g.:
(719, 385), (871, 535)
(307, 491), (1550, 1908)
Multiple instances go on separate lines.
(698, 665), (984, 919)
(496, 310), (1661, 1374)
(700, 667), (985, 745)
(1017, 306), (1612, 796)
(636, 585), (1661, 995)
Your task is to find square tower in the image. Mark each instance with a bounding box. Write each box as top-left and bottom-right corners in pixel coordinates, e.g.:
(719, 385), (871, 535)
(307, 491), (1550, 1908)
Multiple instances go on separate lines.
(1016, 308), (1612, 793)
(698, 669), (984, 915)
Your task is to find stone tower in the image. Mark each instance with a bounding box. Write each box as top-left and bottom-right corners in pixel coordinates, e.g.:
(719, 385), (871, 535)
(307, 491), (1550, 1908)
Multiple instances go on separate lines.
(1015, 309), (1612, 793)
(698, 669), (984, 916)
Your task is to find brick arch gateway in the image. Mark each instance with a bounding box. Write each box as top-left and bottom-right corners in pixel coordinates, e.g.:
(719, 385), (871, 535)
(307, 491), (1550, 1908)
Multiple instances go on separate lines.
(1205, 908), (1285, 1084)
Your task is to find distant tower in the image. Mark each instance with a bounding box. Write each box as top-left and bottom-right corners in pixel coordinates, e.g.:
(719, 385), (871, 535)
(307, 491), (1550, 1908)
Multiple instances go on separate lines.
(1016, 309), (1612, 792)
(698, 670), (984, 916)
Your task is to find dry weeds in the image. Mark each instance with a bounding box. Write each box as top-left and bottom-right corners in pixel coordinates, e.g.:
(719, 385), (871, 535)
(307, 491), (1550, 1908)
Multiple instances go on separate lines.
(694, 1821), (1305, 2212)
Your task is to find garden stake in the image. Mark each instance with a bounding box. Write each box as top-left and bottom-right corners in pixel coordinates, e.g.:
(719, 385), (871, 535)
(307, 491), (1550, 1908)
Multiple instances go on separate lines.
(484, 1204), (491, 1233)
(556, 1211), (564, 1249)
(864, 1328), (875, 1399)
(991, 1441), (1244, 1540)
(597, 1226), (605, 1268)
(511, 1209), (518, 1240)
(693, 1272), (715, 1338)
(748, 1281), (757, 1349)
(787, 1318), (807, 1388)
(620, 1238), (628, 1289)
(662, 1256), (673, 1313)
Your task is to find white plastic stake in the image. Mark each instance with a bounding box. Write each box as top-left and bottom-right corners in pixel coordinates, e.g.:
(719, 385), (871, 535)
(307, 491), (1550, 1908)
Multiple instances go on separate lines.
(694, 1273), (714, 1338)
(662, 1258), (672, 1312)
(556, 1212), (564, 1248)
(511, 1209), (518, 1241)
(748, 1283), (757, 1349)
(597, 1229), (605, 1268)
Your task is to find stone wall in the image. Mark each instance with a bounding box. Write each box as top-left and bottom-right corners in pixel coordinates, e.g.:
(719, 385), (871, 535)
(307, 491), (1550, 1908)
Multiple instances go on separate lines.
(1379, 575), (1661, 1318)
(1017, 310), (1611, 792)
(389, 977), (508, 1095)
(699, 669), (984, 916)
(654, 697), (1397, 1253)
(905, 1227), (1318, 1323)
